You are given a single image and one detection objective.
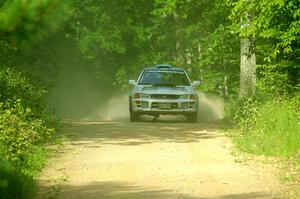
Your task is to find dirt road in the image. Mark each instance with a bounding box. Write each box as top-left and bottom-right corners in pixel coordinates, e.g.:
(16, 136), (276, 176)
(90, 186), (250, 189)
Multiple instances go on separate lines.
(37, 120), (283, 199)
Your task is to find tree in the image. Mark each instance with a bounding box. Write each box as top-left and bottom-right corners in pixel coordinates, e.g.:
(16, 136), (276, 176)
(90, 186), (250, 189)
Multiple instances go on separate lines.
(0, 0), (71, 48)
(229, 0), (300, 97)
(239, 10), (256, 98)
(68, 0), (239, 95)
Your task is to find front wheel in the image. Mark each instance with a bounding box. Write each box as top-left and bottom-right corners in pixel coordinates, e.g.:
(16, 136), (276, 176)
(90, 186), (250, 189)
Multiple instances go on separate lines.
(130, 111), (140, 122)
(186, 113), (198, 123)
(129, 98), (140, 122)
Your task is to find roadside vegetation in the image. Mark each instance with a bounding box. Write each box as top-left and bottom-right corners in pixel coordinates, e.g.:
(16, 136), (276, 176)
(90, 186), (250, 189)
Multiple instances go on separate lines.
(228, 96), (300, 156)
(225, 93), (300, 197)
(0, 66), (59, 198)
(0, 0), (300, 198)
(0, 1), (70, 198)
(225, 3), (300, 196)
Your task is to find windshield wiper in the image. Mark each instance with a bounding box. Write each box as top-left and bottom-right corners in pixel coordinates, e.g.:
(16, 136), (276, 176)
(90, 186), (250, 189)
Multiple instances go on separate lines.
(152, 83), (176, 87)
(138, 82), (153, 85)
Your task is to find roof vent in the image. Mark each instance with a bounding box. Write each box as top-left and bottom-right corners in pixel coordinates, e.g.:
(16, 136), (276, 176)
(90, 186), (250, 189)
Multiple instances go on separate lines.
(156, 64), (172, 69)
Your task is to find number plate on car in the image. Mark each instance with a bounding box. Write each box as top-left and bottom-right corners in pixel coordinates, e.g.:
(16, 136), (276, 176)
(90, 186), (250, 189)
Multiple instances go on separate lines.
(159, 103), (171, 109)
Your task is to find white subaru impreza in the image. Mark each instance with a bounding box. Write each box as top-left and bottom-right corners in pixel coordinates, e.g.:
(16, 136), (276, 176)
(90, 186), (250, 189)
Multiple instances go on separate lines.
(128, 64), (200, 122)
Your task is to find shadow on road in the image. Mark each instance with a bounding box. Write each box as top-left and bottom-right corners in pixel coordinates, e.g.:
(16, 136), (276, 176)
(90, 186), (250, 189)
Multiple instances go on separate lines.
(37, 121), (283, 199)
(38, 181), (281, 199)
(62, 121), (223, 145)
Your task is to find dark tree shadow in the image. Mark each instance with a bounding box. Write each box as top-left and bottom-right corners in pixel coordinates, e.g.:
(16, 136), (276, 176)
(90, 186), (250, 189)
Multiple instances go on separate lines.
(37, 122), (284, 199)
(62, 121), (224, 146)
(37, 181), (282, 199)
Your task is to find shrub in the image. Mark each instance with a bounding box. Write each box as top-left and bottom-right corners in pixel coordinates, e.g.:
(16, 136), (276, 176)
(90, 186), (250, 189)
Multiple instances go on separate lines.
(0, 99), (55, 169)
(0, 66), (59, 198)
(232, 97), (300, 156)
(0, 159), (35, 199)
(0, 66), (58, 168)
(0, 67), (47, 113)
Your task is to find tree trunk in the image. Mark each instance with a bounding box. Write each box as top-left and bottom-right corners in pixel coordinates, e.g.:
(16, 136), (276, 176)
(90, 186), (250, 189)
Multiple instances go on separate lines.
(174, 11), (185, 66)
(239, 37), (256, 98)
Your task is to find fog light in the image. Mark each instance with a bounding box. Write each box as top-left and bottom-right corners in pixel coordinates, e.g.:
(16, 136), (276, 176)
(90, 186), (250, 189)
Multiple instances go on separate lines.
(179, 94), (189, 99)
(189, 102), (195, 108)
(141, 93), (150, 99)
(181, 102), (189, 109)
(190, 94), (196, 100)
(134, 93), (140, 98)
(135, 101), (141, 108)
(141, 101), (149, 108)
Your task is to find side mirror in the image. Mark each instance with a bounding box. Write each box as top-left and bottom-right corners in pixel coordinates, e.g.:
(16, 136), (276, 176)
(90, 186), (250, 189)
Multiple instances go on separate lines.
(128, 80), (137, 86)
(192, 81), (200, 87)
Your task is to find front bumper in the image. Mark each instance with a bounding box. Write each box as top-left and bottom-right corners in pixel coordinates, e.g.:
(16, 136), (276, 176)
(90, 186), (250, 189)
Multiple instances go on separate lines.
(131, 98), (198, 115)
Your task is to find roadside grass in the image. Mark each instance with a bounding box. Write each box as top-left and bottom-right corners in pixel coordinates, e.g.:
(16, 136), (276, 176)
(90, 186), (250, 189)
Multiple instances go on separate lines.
(0, 160), (35, 199)
(0, 146), (55, 199)
(0, 127), (65, 199)
(0, 66), (62, 199)
(224, 96), (300, 197)
(277, 155), (300, 198)
(234, 99), (300, 156)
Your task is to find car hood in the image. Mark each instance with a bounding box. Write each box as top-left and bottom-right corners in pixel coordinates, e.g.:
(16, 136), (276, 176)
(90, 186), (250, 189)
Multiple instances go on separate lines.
(135, 85), (194, 95)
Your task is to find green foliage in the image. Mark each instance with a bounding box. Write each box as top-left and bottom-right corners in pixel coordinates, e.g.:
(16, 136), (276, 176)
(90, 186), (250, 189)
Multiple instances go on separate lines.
(228, 0), (300, 78)
(68, 0), (238, 94)
(228, 96), (300, 156)
(0, 100), (54, 168)
(69, 0), (157, 82)
(196, 26), (240, 93)
(0, 159), (35, 199)
(26, 148), (49, 176)
(231, 97), (261, 132)
(0, 67), (57, 199)
(257, 66), (290, 96)
(0, 0), (72, 48)
(0, 66), (60, 123)
(0, 1), (68, 199)
(0, 67), (47, 111)
(0, 67), (58, 169)
(0, 0), (65, 173)
(0, 40), (16, 66)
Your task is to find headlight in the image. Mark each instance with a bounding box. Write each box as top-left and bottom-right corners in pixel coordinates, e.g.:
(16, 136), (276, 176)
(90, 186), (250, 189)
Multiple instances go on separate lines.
(190, 94), (196, 100)
(141, 93), (150, 99)
(181, 102), (189, 109)
(134, 93), (140, 98)
(179, 94), (189, 99)
(141, 101), (149, 108)
(179, 94), (197, 100)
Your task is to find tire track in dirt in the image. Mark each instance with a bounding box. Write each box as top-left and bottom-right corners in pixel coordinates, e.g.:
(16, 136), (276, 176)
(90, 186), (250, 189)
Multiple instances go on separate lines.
(37, 121), (283, 199)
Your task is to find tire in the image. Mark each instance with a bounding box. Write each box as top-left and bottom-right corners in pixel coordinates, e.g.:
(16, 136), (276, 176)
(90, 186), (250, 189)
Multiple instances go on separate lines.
(129, 97), (139, 122)
(186, 113), (198, 123)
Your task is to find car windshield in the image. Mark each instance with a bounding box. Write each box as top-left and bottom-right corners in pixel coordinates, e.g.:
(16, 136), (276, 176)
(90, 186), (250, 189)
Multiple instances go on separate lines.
(138, 70), (190, 86)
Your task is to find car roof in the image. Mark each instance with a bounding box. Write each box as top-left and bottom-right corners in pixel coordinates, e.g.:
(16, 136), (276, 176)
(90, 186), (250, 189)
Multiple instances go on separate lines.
(143, 64), (185, 72)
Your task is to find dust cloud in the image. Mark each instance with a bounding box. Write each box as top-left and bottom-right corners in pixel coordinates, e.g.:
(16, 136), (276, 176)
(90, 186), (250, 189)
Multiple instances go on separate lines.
(50, 74), (224, 122)
(48, 43), (223, 122)
(48, 62), (113, 120)
(81, 92), (224, 122)
(51, 73), (223, 122)
(197, 92), (224, 122)
(83, 94), (130, 121)
(47, 41), (120, 120)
